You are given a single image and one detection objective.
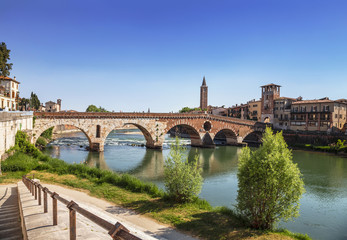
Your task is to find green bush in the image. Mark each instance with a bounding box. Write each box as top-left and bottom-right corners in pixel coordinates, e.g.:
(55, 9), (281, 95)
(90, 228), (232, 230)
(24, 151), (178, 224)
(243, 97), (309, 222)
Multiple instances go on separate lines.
(164, 137), (203, 203)
(1, 152), (39, 172)
(237, 127), (305, 230)
(41, 127), (54, 140)
(36, 137), (47, 148)
(15, 131), (41, 158)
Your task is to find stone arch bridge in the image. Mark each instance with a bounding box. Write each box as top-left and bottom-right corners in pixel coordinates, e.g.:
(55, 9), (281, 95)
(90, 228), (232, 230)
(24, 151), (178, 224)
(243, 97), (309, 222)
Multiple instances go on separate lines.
(32, 112), (266, 151)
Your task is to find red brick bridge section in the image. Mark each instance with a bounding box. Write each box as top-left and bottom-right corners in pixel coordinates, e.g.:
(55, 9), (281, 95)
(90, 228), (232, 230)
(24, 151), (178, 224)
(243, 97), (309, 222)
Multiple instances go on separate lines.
(32, 112), (266, 151)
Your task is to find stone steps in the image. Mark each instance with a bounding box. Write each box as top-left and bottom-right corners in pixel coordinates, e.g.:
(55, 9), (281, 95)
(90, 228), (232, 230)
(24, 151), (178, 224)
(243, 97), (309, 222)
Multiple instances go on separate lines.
(0, 185), (23, 240)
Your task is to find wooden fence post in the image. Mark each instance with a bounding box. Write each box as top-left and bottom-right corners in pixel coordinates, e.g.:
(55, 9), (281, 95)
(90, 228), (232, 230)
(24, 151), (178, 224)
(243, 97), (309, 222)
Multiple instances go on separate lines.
(67, 201), (78, 240)
(43, 188), (48, 213)
(52, 192), (58, 225)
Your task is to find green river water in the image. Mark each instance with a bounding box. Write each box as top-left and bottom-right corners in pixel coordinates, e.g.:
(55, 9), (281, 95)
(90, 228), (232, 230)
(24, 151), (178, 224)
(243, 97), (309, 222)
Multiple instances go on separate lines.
(43, 130), (347, 240)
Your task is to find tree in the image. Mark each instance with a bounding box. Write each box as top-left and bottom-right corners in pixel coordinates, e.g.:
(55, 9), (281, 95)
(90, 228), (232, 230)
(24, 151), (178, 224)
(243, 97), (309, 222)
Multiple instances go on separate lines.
(19, 98), (30, 111)
(237, 127), (305, 230)
(0, 42), (13, 77)
(164, 137), (203, 202)
(86, 105), (109, 112)
(179, 107), (202, 113)
(29, 92), (40, 110)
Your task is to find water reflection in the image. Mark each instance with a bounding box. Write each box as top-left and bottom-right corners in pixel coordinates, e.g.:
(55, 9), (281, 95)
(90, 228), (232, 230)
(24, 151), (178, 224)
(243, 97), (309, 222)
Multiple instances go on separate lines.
(78, 145), (241, 181)
(85, 151), (109, 170)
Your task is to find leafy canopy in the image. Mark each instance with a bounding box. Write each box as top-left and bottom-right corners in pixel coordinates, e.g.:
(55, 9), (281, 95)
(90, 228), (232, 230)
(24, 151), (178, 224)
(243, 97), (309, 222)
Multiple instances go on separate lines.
(86, 105), (109, 112)
(164, 137), (203, 202)
(0, 42), (13, 77)
(29, 92), (41, 110)
(179, 107), (202, 113)
(237, 127), (305, 230)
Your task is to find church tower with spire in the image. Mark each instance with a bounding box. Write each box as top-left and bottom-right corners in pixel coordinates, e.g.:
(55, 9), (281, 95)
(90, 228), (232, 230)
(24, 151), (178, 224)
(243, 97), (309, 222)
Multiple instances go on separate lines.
(200, 76), (208, 110)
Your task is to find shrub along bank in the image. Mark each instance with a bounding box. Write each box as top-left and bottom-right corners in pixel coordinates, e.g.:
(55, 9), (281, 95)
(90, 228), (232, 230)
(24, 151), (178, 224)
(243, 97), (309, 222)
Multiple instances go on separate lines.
(0, 131), (311, 240)
(292, 139), (347, 154)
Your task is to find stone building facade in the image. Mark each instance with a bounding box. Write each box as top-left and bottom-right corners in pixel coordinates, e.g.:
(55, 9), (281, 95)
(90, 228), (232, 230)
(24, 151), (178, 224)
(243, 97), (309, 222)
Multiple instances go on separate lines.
(290, 98), (347, 132)
(0, 76), (20, 111)
(45, 99), (62, 112)
(200, 77), (208, 110)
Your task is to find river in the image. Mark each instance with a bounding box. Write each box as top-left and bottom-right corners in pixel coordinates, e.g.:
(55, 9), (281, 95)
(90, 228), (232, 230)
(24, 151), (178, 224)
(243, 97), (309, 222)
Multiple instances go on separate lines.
(43, 130), (347, 240)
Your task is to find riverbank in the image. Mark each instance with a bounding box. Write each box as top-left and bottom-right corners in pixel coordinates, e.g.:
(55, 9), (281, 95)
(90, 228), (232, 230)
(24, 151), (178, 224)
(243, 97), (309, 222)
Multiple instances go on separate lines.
(290, 143), (347, 157)
(0, 132), (310, 240)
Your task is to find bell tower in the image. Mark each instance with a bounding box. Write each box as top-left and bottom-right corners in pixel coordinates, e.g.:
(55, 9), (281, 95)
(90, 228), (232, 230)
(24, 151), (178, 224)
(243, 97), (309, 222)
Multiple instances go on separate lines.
(200, 76), (208, 110)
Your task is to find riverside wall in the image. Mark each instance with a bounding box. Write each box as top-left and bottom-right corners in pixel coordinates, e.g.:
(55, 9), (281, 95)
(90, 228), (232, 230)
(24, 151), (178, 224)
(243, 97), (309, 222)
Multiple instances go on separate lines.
(0, 111), (33, 160)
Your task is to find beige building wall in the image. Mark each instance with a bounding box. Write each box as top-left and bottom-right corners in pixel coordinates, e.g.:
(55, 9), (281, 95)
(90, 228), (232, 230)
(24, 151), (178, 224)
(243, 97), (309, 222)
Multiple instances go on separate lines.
(290, 99), (347, 132)
(247, 99), (261, 121)
(0, 77), (20, 111)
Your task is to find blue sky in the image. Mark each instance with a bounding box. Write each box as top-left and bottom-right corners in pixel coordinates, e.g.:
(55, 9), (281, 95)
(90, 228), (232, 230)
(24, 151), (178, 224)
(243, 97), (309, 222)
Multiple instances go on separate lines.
(1, 0), (347, 112)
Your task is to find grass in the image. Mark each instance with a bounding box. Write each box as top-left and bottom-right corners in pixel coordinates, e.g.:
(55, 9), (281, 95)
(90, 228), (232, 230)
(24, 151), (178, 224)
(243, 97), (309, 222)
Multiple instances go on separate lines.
(21, 171), (308, 240)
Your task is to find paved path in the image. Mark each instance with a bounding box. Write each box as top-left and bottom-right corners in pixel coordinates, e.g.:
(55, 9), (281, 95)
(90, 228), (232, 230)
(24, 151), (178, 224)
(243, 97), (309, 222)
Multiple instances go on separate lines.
(18, 181), (198, 240)
(0, 184), (23, 240)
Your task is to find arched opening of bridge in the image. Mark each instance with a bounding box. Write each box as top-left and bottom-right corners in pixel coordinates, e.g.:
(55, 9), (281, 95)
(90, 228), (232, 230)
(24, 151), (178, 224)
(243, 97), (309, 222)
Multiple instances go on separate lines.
(213, 129), (238, 146)
(104, 123), (155, 149)
(166, 124), (202, 147)
(243, 131), (263, 147)
(35, 124), (92, 158)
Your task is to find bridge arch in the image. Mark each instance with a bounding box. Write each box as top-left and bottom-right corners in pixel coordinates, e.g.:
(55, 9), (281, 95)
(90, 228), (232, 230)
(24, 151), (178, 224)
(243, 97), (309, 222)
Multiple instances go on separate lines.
(243, 130), (263, 146)
(165, 123), (202, 147)
(103, 122), (156, 149)
(33, 122), (92, 148)
(213, 128), (238, 145)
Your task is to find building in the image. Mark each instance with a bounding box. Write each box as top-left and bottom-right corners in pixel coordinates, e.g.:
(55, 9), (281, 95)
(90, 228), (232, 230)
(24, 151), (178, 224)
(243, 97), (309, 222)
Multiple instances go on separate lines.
(211, 107), (228, 116)
(200, 76), (208, 110)
(247, 99), (261, 121)
(228, 104), (248, 120)
(45, 99), (62, 112)
(290, 98), (347, 132)
(273, 97), (296, 130)
(0, 76), (20, 111)
(260, 83), (281, 123)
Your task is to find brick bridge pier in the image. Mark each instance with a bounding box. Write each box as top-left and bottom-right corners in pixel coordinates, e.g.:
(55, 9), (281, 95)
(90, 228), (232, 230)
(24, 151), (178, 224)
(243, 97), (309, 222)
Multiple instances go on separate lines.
(32, 112), (265, 151)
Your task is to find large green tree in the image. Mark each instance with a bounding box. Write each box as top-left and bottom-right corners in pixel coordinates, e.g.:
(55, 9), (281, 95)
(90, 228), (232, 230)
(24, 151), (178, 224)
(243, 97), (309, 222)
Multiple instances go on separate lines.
(29, 92), (41, 110)
(0, 42), (13, 77)
(237, 127), (305, 230)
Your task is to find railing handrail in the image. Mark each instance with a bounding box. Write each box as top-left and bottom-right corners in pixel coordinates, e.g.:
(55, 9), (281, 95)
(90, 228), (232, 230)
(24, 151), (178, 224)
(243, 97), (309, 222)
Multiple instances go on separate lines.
(22, 175), (141, 240)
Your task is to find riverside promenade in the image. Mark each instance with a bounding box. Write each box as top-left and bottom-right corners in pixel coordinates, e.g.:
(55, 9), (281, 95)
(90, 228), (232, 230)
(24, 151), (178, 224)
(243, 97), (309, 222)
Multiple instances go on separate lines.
(1, 181), (197, 240)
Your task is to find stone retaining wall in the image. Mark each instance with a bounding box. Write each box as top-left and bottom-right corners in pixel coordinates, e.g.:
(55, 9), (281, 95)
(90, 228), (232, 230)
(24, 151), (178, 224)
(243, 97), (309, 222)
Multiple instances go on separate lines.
(0, 112), (33, 160)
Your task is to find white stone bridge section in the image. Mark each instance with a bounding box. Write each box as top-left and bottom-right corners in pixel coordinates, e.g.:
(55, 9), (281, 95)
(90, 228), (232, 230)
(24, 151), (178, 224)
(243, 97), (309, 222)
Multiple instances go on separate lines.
(32, 112), (266, 151)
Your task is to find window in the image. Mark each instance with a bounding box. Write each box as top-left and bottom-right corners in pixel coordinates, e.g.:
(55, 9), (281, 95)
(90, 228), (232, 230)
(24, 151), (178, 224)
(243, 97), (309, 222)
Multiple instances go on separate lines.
(96, 125), (101, 138)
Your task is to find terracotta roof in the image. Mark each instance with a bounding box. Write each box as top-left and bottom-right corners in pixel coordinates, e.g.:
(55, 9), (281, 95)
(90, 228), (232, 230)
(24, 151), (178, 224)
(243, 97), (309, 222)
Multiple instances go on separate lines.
(0, 76), (20, 84)
(292, 99), (333, 104)
(260, 83), (281, 88)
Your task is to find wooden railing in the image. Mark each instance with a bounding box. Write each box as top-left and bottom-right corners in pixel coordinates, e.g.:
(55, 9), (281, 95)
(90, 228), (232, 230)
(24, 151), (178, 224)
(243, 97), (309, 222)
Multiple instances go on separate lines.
(22, 175), (142, 240)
